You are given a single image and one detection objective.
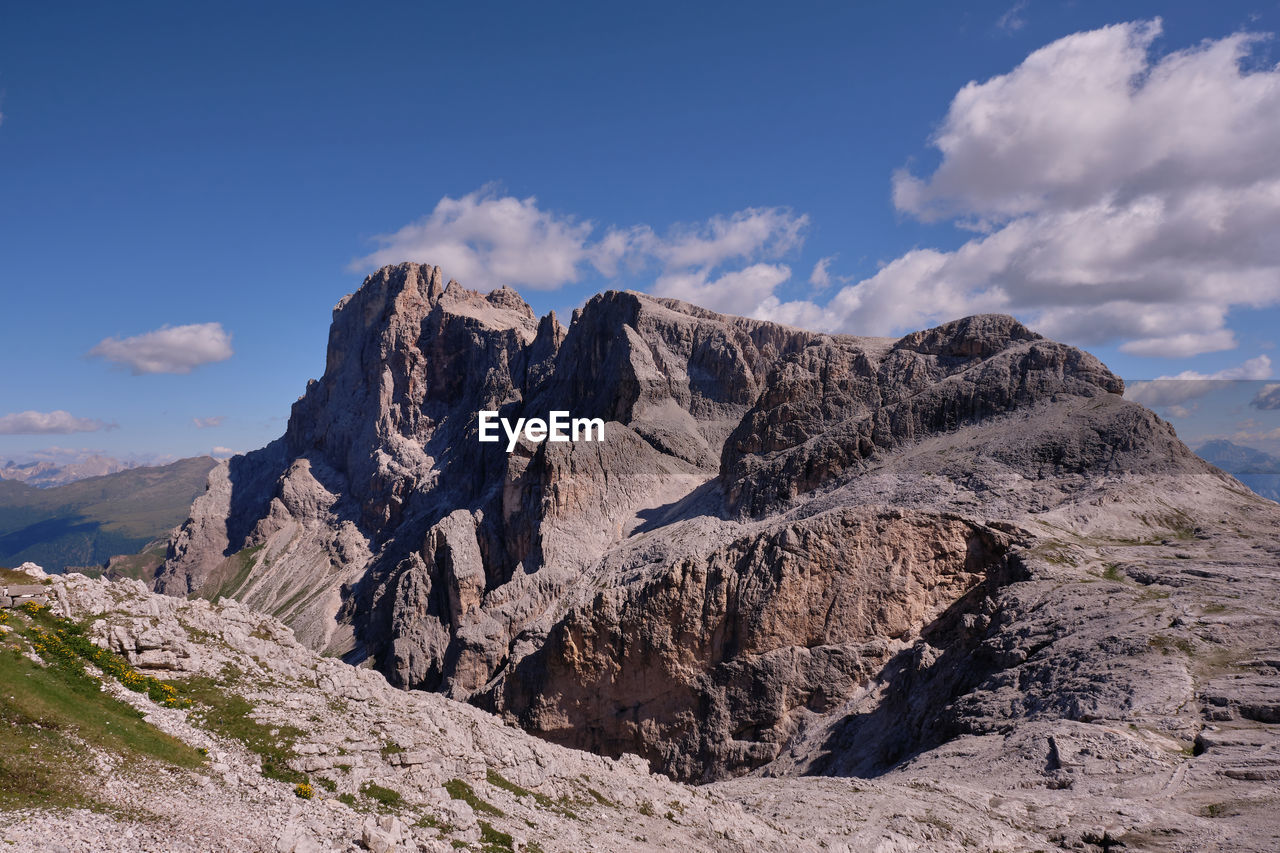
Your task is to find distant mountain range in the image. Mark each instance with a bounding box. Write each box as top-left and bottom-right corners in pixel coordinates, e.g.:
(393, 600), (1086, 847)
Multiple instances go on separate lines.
(1195, 439), (1280, 501)
(0, 456), (217, 573)
(0, 454), (144, 488)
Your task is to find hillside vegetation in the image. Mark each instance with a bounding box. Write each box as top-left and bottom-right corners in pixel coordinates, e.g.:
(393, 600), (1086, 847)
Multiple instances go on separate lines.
(0, 457), (216, 572)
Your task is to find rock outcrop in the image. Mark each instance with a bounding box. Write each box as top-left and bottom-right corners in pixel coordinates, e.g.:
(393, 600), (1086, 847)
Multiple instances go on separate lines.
(153, 263), (1280, 801)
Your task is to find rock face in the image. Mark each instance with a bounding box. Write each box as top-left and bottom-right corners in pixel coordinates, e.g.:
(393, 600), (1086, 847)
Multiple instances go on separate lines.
(154, 262), (1280, 795)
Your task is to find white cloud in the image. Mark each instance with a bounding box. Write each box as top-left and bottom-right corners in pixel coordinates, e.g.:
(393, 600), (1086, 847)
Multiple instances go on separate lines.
(768, 20), (1280, 357)
(193, 416), (225, 429)
(89, 323), (233, 375)
(0, 410), (114, 435)
(210, 446), (237, 458)
(1126, 355), (1273, 407)
(648, 208), (807, 271)
(354, 186), (597, 291)
(1251, 383), (1280, 410)
(1155, 355), (1272, 383)
(809, 255), (836, 290)
(356, 186), (811, 318)
(1230, 426), (1280, 443)
(996, 0), (1028, 33)
(652, 264), (792, 317)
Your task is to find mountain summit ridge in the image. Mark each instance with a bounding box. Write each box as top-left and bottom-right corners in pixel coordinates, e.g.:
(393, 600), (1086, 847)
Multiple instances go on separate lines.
(153, 264), (1280, 799)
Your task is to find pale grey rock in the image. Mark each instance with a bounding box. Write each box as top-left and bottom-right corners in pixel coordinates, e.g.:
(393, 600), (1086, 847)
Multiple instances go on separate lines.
(120, 264), (1280, 849)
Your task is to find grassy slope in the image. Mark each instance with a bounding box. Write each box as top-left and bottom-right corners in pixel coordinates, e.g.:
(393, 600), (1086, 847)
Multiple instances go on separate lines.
(0, 613), (205, 811)
(0, 456), (216, 571)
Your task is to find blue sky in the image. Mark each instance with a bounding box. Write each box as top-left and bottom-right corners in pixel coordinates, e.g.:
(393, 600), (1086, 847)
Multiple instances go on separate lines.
(2, 1), (1280, 464)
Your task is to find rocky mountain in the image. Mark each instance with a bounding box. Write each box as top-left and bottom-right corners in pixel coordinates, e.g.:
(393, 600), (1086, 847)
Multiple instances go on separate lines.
(5, 548), (1278, 852)
(1196, 439), (1280, 501)
(0, 453), (141, 488)
(0, 457), (218, 573)
(141, 262), (1280, 848)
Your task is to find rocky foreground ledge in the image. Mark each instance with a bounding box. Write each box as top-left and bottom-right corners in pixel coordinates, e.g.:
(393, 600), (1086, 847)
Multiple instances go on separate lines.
(4, 536), (1280, 852)
(2, 564), (794, 852)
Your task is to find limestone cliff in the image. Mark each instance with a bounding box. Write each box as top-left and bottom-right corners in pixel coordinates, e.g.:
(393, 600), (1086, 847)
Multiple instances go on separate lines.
(155, 262), (1280, 792)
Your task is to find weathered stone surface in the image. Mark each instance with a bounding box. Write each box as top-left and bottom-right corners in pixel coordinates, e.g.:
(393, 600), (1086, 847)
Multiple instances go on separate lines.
(141, 263), (1280, 853)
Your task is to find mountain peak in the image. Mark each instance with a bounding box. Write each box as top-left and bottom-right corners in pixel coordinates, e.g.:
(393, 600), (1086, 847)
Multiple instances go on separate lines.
(153, 269), (1264, 788)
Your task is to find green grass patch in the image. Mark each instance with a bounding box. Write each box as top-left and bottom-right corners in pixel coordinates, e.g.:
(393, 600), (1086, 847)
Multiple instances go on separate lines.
(360, 781), (404, 810)
(445, 778), (504, 817)
(416, 813), (453, 832)
(175, 671), (304, 783)
(0, 567), (39, 585)
(483, 768), (581, 818)
(486, 768), (552, 808)
(478, 820), (514, 853)
(210, 544), (265, 601)
(21, 604), (188, 708)
(584, 787), (616, 807)
(0, 645), (204, 811)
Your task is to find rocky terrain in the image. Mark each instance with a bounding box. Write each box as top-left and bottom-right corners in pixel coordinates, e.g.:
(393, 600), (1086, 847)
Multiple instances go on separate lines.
(5, 542), (1280, 852)
(105, 261), (1280, 849)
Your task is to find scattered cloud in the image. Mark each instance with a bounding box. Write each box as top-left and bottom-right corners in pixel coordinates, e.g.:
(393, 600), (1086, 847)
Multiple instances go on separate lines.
(809, 255), (836, 290)
(996, 0), (1028, 33)
(210, 446), (237, 459)
(89, 323), (233, 375)
(765, 20), (1280, 357)
(1253, 383), (1280, 410)
(353, 185), (598, 291)
(646, 208), (807, 271)
(353, 22), (1280, 359)
(643, 209), (809, 317)
(1157, 355), (1273, 383)
(1230, 426), (1280, 443)
(356, 185), (811, 317)
(652, 264), (792, 315)
(0, 410), (115, 435)
(193, 416), (225, 429)
(1126, 355), (1273, 408)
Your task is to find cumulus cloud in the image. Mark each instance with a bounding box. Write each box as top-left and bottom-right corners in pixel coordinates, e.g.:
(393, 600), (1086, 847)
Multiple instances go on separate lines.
(0, 410), (114, 435)
(89, 323), (233, 375)
(646, 208), (807, 271)
(356, 186), (811, 317)
(1252, 383), (1280, 410)
(768, 20), (1280, 357)
(353, 186), (599, 291)
(1126, 355), (1273, 408)
(652, 264), (792, 316)
(210, 446), (237, 458)
(644, 209), (809, 317)
(809, 256), (836, 290)
(193, 416), (225, 429)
